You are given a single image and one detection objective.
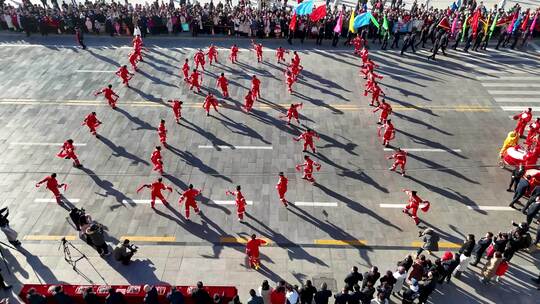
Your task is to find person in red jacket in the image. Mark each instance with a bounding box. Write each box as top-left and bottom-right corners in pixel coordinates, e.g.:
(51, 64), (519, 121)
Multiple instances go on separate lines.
(57, 139), (82, 167)
(94, 84), (119, 109)
(136, 177), (172, 208)
(285, 71), (295, 93)
(128, 51), (139, 71)
(282, 103), (302, 125)
(401, 189), (426, 226)
(167, 99), (183, 124)
(178, 184), (202, 220)
(194, 49), (206, 71)
(115, 65), (134, 87)
(82, 112), (102, 137)
(189, 69), (202, 93)
(525, 118), (540, 147)
(216, 73), (229, 98)
(158, 119), (167, 147)
(230, 44), (239, 63)
(243, 90), (255, 113)
(203, 93), (219, 116)
(514, 108), (532, 137)
(251, 40), (263, 62)
(226, 185), (247, 221)
(181, 59), (190, 82)
(378, 119), (395, 147)
(207, 44), (219, 64)
(246, 234), (267, 269)
(251, 75), (261, 100)
(150, 146), (164, 175)
(387, 148), (407, 176)
(296, 155), (321, 184)
(293, 128), (320, 153)
(276, 46), (287, 63)
(276, 172), (289, 207)
(373, 99), (392, 125)
(36, 173), (66, 204)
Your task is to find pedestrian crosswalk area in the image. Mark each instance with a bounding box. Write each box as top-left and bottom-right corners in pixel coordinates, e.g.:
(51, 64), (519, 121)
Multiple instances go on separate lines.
(470, 51), (540, 112)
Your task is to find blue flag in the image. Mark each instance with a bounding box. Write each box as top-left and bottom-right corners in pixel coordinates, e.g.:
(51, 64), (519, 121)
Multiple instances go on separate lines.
(451, 2), (458, 11)
(513, 13), (522, 32)
(353, 12), (372, 29)
(296, 0), (314, 16)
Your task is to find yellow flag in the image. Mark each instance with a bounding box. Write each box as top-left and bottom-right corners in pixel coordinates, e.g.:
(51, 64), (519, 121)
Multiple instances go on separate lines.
(349, 10), (356, 33)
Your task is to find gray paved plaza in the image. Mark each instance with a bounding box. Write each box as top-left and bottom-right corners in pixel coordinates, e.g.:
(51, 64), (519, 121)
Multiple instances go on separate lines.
(0, 33), (539, 303)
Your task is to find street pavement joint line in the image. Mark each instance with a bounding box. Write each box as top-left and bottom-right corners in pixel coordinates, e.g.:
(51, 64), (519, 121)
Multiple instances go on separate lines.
(119, 236), (176, 242)
(10, 142), (87, 146)
(34, 198), (80, 203)
(410, 241), (462, 248)
(220, 236), (273, 244)
(481, 83), (540, 88)
(383, 148), (462, 152)
(213, 200), (254, 205)
(379, 204), (407, 208)
(23, 235), (77, 241)
(466, 206), (514, 211)
(314, 239), (367, 246)
(494, 98), (540, 103)
(198, 145), (273, 150)
(293, 202), (338, 207)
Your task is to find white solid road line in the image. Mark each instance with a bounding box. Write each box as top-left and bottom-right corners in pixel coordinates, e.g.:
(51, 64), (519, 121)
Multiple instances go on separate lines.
(501, 106), (540, 112)
(75, 70), (116, 73)
(476, 76), (540, 81)
(35, 198), (80, 203)
(488, 90), (540, 95)
(293, 202), (338, 207)
(482, 83), (540, 88)
(467, 206), (514, 211)
(383, 148), (462, 152)
(213, 200), (254, 205)
(198, 145), (273, 150)
(10, 142), (87, 146)
(494, 98), (540, 103)
(379, 204), (407, 208)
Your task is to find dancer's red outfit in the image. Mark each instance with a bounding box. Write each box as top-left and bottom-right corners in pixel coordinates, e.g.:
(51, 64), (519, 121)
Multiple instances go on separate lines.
(115, 66), (133, 87)
(276, 173), (288, 207)
(216, 74), (229, 98)
(294, 129), (320, 153)
(203, 94), (219, 116)
(189, 69), (202, 93)
(373, 100), (392, 124)
(82, 112), (102, 137)
(95, 86), (119, 109)
(296, 156), (321, 184)
(178, 186), (202, 219)
(514, 108), (533, 137)
(57, 140), (81, 167)
(150, 147), (164, 175)
(226, 189), (247, 221)
(137, 179), (172, 208)
(36, 174), (66, 204)
(388, 149), (407, 176)
(378, 120), (395, 147)
(246, 237), (267, 269)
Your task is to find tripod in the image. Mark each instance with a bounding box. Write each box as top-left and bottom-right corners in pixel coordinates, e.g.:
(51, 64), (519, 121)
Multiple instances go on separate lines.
(59, 237), (86, 270)
(58, 237), (108, 285)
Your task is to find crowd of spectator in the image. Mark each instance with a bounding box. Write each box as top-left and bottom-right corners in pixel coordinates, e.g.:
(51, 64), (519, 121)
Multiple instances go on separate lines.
(0, 0), (536, 51)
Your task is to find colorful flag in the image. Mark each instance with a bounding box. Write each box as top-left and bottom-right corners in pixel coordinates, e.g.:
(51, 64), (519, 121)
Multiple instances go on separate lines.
(438, 16), (451, 30)
(382, 15), (389, 31)
(520, 10), (530, 31)
(451, 13), (459, 35)
(334, 10), (344, 34)
(461, 15), (468, 42)
(489, 12), (499, 38)
(531, 13), (538, 33)
(348, 9), (356, 33)
(470, 9), (481, 36)
(289, 13), (297, 31)
(513, 13), (523, 33)
(483, 15), (490, 35)
(353, 11), (372, 29)
(295, 0), (314, 16)
(370, 14), (380, 29)
(310, 5), (326, 22)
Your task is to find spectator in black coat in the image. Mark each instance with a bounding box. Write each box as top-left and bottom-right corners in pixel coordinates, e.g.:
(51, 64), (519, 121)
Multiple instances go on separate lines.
(106, 288), (126, 304)
(313, 283), (332, 304)
(191, 281), (212, 304)
(167, 286), (185, 304)
(83, 287), (101, 304)
(344, 266), (363, 288)
(471, 232), (493, 266)
(299, 280), (317, 304)
(361, 267), (380, 289)
(333, 287), (349, 304)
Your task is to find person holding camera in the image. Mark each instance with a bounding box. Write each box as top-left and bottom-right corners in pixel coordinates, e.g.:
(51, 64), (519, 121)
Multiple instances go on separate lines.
(0, 207), (21, 247)
(113, 239), (137, 265)
(85, 224), (109, 256)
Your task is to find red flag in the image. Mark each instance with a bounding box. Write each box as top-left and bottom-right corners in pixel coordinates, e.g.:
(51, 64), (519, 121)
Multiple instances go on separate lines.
(289, 13), (297, 31)
(521, 10), (530, 31)
(437, 17), (451, 30)
(470, 8), (481, 36)
(310, 5), (327, 22)
(496, 15), (513, 26)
